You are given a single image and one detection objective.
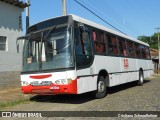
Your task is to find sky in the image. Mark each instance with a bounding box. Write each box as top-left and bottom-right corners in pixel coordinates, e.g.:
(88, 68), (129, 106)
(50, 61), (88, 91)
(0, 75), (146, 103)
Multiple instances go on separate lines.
(21, 0), (160, 38)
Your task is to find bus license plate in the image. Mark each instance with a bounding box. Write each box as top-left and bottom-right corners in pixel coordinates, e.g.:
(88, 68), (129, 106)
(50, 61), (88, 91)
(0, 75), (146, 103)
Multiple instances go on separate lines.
(50, 86), (60, 90)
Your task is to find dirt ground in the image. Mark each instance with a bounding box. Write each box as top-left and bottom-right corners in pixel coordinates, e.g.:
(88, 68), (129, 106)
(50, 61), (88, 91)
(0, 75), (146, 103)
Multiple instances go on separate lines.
(0, 71), (33, 104)
(0, 73), (160, 120)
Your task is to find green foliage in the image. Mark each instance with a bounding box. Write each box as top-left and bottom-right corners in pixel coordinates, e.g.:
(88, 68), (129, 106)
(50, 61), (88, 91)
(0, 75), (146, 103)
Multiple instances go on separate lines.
(138, 33), (159, 49)
(0, 99), (30, 110)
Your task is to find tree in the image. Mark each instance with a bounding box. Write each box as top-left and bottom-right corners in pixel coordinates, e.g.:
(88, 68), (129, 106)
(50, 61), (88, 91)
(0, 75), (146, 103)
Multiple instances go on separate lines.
(138, 33), (158, 49)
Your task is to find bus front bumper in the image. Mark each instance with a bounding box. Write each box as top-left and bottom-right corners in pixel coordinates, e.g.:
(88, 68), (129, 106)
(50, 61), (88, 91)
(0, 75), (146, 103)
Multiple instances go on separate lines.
(21, 80), (77, 95)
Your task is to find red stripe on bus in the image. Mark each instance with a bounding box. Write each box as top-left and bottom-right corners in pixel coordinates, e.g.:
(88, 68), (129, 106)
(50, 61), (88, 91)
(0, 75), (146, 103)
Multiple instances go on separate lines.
(30, 74), (52, 79)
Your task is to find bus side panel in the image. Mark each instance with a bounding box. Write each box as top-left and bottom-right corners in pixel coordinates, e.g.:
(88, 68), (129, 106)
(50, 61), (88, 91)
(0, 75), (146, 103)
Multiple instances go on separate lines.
(76, 76), (97, 94)
(94, 56), (121, 73)
(109, 71), (139, 87)
(94, 56), (121, 87)
(66, 70), (96, 94)
(94, 56), (140, 87)
(147, 60), (154, 77)
(76, 64), (97, 94)
(137, 59), (153, 78)
(121, 58), (139, 82)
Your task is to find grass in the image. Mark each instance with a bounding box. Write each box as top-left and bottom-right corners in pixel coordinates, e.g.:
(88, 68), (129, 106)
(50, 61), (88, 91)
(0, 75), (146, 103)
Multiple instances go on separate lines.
(0, 99), (30, 110)
(153, 73), (160, 77)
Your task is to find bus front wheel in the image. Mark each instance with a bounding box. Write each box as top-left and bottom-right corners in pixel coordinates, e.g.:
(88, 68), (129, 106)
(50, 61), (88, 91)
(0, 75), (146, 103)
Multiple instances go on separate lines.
(93, 75), (107, 99)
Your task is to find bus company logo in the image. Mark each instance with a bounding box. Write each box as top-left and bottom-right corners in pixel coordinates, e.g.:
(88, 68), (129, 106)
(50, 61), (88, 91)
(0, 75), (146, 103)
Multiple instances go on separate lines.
(2, 112), (11, 117)
(124, 59), (129, 69)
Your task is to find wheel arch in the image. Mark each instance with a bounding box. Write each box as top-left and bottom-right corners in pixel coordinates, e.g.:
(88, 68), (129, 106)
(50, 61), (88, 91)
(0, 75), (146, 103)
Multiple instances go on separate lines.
(139, 68), (144, 75)
(98, 69), (109, 86)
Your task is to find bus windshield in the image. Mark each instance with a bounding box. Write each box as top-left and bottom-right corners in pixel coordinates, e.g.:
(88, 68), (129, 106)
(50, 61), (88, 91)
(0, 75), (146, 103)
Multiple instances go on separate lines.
(21, 25), (74, 72)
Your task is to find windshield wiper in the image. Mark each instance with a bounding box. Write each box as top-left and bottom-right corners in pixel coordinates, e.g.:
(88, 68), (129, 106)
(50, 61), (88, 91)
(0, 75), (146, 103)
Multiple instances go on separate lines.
(38, 26), (57, 70)
(43, 26), (57, 41)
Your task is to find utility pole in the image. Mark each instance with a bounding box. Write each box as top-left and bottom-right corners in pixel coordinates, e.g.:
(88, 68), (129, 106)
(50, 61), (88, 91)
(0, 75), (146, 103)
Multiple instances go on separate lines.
(26, 0), (30, 31)
(156, 27), (160, 73)
(62, 0), (67, 16)
(156, 27), (160, 69)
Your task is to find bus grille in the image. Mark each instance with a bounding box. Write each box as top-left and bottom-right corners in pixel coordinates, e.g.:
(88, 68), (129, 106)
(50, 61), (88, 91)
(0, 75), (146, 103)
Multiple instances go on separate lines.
(31, 81), (52, 86)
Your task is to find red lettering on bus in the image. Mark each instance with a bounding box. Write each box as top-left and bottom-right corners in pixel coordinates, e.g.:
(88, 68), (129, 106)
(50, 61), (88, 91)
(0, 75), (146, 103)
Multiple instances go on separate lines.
(124, 59), (129, 69)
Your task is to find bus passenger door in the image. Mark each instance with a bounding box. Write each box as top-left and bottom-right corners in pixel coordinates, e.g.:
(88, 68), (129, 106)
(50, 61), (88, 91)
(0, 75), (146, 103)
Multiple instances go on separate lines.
(74, 24), (96, 93)
(75, 25), (93, 70)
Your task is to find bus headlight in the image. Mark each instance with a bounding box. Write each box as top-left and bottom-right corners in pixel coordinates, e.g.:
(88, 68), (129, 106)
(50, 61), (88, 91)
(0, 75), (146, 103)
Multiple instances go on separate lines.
(67, 78), (72, 84)
(55, 79), (71, 84)
(61, 79), (66, 84)
(55, 79), (66, 84)
(21, 81), (29, 86)
(55, 80), (61, 84)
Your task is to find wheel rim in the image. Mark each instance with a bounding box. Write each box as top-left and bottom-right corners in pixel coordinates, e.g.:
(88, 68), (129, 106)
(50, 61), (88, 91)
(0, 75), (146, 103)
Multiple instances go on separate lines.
(140, 73), (143, 83)
(98, 81), (105, 93)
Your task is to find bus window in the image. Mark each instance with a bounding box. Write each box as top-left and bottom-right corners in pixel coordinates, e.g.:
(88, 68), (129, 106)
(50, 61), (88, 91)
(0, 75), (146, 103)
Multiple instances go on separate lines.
(127, 41), (135, 57)
(145, 47), (151, 59)
(135, 43), (141, 58)
(141, 45), (146, 59)
(81, 32), (91, 55)
(100, 31), (104, 42)
(141, 45), (151, 59)
(107, 35), (118, 55)
(76, 26), (92, 55)
(75, 26), (93, 68)
(118, 38), (127, 56)
(92, 30), (96, 41)
(93, 30), (106, 54)
(111, 36), (116, 45)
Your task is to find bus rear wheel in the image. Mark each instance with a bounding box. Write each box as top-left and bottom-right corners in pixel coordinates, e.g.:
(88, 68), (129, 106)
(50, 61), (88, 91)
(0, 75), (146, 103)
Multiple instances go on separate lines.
(137, 70), (144, 86)
(93, 75), (107, 99)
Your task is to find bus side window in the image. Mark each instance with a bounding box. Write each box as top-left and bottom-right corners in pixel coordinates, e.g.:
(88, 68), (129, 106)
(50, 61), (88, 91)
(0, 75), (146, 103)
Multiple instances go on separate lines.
(118, 38), (127, 56)
(107, 35), (113, 55)
(107, 35), (118, 55)
(75, 27), (91, 55)
(75, 28), (83, 55)
(141, 45), (147, 59)
(75, 26), (93, 68)
(80, 29), (91, 55)
(92, 30), (96, 41)
(127, 41), (135, 57)
(93, 30), (106, 54)
(145, 47), (151, 59)
(135, 43), (141, 58)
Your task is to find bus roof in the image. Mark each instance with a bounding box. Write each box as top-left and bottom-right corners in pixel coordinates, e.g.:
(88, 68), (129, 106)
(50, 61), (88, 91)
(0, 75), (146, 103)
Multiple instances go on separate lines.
(29, 14), (149, 47)
(69, 14), (149, 47)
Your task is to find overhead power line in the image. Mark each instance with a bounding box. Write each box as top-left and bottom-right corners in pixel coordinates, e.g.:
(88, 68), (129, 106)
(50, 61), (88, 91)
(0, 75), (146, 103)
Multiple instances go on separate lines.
(95, 0), (142, 36)
(74, 0), (126, 35)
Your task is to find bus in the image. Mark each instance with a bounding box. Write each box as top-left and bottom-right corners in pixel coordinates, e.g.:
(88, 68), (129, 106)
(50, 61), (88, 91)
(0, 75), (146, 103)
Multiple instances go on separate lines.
(17, 14), (153, 99)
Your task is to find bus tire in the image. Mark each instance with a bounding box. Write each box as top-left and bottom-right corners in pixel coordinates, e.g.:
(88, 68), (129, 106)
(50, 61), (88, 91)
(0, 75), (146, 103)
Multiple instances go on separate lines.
(137, 70), (144, 86)
(93, 75), (107, 99)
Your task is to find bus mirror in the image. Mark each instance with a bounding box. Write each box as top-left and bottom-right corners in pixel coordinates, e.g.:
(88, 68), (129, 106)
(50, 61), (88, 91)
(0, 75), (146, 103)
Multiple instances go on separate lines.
(79, 23), (85, 31)
(79, 26), (84, 31)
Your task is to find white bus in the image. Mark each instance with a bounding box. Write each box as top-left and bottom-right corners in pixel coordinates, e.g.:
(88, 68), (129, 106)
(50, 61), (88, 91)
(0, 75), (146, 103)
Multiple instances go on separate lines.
(18, 14), (153, 98)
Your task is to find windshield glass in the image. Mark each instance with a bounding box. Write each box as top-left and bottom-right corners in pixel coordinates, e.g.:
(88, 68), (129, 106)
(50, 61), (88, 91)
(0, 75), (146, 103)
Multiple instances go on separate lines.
(22, 26), (74, 72)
